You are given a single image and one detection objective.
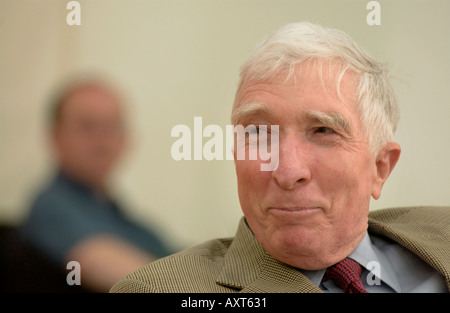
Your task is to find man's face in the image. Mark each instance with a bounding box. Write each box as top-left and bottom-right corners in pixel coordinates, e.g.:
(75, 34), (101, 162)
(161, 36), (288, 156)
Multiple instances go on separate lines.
(53, 86), (126, 187)
(234, 62), (381, 270)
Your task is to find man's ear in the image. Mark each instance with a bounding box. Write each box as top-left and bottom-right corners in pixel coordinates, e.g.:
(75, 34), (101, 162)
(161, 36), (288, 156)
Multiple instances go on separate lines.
(372, 142), (401, 200)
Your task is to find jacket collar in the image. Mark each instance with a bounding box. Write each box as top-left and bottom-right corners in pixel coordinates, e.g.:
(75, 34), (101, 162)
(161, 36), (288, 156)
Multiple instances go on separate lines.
(215, 217), (322, 293)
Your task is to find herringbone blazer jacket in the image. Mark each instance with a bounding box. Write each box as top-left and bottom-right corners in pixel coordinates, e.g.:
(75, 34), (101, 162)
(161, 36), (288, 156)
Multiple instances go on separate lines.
(111, 206), (450, 293)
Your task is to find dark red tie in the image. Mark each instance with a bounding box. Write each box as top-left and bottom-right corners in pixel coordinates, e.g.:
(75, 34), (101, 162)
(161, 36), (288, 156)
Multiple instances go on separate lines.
(322, 257), (369, 293)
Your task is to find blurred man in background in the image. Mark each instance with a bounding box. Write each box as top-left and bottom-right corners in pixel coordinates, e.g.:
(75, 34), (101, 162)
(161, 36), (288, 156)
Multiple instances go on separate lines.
(19, 78), (171, 292)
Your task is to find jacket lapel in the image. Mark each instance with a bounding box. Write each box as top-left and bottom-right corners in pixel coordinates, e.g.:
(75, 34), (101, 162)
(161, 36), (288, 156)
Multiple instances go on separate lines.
(238, 257), (323, 293)
(215, 218), (322, 293)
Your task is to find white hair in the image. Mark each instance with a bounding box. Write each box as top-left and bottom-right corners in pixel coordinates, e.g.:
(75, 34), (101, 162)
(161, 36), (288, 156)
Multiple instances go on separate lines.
(232, 22), (399, 156)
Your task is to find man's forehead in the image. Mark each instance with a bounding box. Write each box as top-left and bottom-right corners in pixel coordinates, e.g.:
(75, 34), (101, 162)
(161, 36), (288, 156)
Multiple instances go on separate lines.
(63, 86), (121, 115)
(233, 66), (359, 125)
(236, 60), (358, 104)
(66, 85), (118, 104)
(259, 57), (354, 80)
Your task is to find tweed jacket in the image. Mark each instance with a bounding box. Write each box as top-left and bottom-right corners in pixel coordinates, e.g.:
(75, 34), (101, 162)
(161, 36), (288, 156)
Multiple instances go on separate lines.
(111, 206), (450, 293)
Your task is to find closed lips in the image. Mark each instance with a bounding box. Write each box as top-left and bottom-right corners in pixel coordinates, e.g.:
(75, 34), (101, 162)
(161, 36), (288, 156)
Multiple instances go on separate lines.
(269, 207), (321, 212)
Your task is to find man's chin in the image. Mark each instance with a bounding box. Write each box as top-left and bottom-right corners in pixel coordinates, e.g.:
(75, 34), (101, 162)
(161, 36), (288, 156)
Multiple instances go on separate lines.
(263, 226), (367, 270)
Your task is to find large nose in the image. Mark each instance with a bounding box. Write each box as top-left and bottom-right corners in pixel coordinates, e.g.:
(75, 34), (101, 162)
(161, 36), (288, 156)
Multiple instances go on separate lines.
(271, 133), (312, 190)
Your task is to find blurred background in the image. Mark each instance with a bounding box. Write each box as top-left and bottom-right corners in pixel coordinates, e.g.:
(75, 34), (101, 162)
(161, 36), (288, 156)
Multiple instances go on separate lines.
(1, 0), (449, 265)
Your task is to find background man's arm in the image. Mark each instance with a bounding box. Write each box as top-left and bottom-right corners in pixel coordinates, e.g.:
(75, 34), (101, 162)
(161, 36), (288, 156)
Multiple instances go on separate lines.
(66, 234), (155, 292)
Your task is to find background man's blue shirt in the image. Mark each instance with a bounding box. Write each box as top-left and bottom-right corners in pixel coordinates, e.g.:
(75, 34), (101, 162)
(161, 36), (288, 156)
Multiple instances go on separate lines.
(19, 171), (171, 266)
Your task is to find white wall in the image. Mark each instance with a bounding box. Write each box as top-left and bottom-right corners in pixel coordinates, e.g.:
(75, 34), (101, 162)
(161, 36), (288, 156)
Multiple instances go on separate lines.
(1, 0), (449, 249)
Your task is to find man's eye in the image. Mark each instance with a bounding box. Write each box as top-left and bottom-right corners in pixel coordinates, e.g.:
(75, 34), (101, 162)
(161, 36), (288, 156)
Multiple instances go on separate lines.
(249, 126), (270, 135)
(315, 127), (336, 134)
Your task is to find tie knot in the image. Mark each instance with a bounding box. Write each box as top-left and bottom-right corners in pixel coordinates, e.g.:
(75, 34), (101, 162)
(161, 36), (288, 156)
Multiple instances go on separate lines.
(322, 257), (369, 293)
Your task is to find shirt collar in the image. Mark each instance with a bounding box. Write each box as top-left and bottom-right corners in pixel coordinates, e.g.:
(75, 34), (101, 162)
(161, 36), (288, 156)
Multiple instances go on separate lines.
(55, 170), (119, 211)
(349, 232), (401, 292)
(300, 232), (402, 292)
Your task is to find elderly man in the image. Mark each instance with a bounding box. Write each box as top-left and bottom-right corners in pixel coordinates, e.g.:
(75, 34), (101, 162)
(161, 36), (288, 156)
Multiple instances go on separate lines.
(111, 22), (449, 293)
(19, 79), (171, 292)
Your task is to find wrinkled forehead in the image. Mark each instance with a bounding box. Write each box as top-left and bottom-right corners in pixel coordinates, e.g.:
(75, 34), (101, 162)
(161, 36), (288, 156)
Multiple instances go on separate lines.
(232, 60), (360, 123)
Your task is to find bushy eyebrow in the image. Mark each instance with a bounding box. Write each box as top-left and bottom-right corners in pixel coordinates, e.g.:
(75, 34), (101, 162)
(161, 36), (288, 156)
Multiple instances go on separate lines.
(232, 104), (352, 134)
(231, 103), (269, 125)
(305, 110), (351, 134)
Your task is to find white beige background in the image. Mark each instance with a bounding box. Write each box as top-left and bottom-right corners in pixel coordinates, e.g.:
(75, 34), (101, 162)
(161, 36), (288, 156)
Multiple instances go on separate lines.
(1, 0), (449, 250)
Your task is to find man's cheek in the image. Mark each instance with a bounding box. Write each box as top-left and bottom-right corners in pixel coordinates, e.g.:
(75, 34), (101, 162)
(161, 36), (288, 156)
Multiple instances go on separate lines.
(237, 158), (260, 172)
(236, 160), (268, 194)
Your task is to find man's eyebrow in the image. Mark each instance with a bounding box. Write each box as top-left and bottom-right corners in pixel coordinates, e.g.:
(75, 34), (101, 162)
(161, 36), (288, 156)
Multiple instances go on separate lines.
(305, 110), (352, 133)
(231, 103), (269, 125)
(232, 105), (352, 133)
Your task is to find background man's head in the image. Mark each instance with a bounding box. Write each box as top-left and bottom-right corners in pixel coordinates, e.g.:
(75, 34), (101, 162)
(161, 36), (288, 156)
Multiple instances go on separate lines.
(49, 79), (126, 189)
(232, 22), (401, 270)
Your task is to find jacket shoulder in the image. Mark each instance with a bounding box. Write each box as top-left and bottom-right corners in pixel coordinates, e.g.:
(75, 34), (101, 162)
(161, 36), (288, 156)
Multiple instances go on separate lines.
(368, 206), (450, 242)
(368, 206), (450, 288)
(369, 206), (450, 229)
(110, 237), (234, 293)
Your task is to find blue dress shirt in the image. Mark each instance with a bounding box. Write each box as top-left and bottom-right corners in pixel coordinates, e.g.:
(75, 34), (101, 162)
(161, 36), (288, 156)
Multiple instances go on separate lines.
(301, 232), (448, 292)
